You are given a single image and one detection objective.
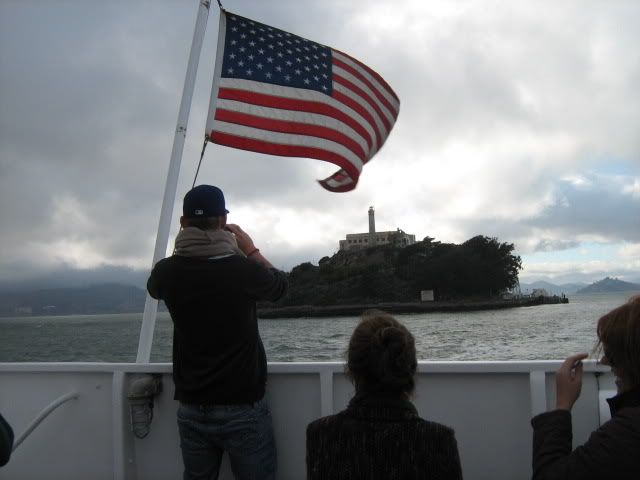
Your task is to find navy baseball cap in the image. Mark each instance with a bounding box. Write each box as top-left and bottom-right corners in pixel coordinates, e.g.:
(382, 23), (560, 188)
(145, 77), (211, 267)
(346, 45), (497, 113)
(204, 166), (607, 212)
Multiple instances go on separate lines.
(182, 185), (229, 218)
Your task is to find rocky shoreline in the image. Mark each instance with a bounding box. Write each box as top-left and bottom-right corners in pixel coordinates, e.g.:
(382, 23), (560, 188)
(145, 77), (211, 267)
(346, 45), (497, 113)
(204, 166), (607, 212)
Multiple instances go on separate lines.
(258, 295), (569, 319)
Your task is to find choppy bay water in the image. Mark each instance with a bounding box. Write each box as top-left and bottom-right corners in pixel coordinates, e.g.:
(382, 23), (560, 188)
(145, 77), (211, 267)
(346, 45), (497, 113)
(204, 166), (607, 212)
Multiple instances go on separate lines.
(0, 293), (636, 363)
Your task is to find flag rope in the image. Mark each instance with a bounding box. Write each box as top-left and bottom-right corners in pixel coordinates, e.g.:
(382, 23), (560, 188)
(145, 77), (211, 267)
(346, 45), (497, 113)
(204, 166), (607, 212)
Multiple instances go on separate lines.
(191, 136), (209, 188)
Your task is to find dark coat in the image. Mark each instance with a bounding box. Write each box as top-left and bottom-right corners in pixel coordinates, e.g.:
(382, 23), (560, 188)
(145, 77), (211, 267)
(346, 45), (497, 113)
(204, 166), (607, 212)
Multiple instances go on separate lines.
(0, 412), (13, 467)
(148, 254), (287, 404)
(531, 388), (640, 480)
(306, 393), (463, 480)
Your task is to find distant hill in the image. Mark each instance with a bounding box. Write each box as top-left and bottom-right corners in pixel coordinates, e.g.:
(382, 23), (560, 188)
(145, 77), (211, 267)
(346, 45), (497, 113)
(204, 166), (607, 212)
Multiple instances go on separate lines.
(0, 266), (148, 292)
(577, 277), (640, 294)
(519, 281), (587, 295)
(0, 283), (147, 316)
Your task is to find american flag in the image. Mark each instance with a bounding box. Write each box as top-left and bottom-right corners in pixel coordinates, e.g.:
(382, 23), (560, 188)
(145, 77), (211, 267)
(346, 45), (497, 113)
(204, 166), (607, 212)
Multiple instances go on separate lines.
(205, 11), (400, 192)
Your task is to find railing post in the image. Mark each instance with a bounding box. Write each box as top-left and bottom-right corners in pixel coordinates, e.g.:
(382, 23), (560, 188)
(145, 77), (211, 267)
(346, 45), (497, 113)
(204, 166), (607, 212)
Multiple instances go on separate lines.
(529, 371), (547, 416)
(320, 370), (333, 417)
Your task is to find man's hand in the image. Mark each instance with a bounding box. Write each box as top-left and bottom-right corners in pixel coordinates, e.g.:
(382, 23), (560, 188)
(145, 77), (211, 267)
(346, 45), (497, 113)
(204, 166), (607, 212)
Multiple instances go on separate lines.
(555, 353), (588, 411)
(225, 224), (256, 256)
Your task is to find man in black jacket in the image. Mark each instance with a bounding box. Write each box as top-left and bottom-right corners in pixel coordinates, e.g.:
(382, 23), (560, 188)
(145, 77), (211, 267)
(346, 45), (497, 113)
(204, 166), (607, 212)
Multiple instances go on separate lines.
(148, 185), (287, 480)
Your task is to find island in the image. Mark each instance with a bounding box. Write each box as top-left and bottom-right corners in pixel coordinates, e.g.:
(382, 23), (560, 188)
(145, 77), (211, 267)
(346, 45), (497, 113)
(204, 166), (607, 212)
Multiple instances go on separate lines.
(258, 234), (567, 318)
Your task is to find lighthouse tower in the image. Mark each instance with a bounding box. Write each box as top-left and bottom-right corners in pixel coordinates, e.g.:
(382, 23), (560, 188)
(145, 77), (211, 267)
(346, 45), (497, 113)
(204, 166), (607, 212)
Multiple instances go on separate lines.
(338, 207), (416, 251)
(368, 206), (376, 246)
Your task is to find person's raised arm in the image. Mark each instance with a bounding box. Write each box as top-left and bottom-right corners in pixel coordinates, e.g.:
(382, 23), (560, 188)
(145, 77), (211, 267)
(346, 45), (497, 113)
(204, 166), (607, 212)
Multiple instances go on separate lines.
(531, 353), (591, 480)
(225, 223), (287, 301)
(225, 223), (275, 269)
(555, 353), (588, 411)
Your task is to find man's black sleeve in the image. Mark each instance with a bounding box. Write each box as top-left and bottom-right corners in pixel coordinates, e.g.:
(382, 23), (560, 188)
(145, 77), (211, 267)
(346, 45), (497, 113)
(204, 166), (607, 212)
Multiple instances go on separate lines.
(147, 263), (162, 300)
(244, 261), (288, 302)
(0, 412), (14, 467)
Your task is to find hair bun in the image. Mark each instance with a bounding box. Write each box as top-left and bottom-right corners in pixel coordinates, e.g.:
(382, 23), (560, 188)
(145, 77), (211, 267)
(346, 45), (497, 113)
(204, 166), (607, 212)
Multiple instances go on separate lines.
(375, 326), (402, 347)
(347, 312), (418, 394)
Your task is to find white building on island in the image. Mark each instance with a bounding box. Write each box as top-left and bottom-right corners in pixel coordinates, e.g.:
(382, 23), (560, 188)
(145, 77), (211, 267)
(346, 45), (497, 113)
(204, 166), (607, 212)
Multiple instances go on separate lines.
(338, 207), (416, 251)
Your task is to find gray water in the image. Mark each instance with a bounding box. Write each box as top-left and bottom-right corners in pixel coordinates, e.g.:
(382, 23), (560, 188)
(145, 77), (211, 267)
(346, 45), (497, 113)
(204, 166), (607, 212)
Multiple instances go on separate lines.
(0, 293), (635, 363)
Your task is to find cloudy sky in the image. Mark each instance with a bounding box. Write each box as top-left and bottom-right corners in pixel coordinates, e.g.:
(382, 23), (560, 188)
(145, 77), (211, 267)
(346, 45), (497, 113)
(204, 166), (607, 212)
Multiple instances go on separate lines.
(1, 0), (639, 287)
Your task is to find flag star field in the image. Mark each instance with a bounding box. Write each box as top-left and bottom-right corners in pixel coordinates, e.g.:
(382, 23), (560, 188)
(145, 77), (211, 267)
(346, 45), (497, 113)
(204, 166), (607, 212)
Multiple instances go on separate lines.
(222, 15), (333, 95)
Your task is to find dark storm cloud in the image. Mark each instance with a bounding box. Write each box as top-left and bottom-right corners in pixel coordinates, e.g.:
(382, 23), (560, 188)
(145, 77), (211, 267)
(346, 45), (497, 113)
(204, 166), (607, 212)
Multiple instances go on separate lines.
(449, 171), (640, 255)
(532, 239), (581, 253)
(529, 174), (640, 242)
(0, 2), (193, 261)
(0, 0), (344, 282)
(1, 1), (639, 285)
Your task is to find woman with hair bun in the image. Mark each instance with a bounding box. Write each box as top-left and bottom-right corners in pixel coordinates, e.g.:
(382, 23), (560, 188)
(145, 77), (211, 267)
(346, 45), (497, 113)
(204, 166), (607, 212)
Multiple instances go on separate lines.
(306, 311), (463, 480)
(531, 295), (640, 479)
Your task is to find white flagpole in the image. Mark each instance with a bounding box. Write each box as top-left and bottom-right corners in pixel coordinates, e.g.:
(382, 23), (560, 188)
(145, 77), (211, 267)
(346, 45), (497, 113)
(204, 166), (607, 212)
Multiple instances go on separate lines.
(205, 11), (227, 139)
(136, 0), (213, 363)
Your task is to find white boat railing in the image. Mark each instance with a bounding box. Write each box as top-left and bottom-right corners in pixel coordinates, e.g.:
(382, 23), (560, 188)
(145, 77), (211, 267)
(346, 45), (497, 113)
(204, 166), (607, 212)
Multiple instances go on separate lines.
(0, 360), (614, 480)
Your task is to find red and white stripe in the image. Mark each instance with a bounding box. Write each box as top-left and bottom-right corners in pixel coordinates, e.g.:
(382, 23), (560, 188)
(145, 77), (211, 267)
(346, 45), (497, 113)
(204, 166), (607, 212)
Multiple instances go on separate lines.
(207, 46), (399, 192)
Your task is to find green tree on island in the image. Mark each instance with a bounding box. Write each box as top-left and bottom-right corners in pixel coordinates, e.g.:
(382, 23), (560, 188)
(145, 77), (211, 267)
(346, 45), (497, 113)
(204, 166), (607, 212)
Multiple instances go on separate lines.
(276, 235), (522, 306)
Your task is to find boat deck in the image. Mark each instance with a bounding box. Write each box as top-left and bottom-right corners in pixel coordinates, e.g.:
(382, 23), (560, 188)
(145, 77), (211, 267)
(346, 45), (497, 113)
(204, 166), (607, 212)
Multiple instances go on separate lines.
(0, 361), (614, 479)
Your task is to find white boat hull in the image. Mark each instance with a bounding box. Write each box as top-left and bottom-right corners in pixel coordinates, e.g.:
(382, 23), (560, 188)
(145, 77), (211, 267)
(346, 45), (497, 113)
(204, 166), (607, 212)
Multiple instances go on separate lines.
(0, 361), (615, 480)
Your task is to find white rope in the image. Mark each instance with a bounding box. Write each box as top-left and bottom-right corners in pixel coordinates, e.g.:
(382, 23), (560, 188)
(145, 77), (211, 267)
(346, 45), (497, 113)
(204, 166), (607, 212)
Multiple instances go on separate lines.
(12, 391), (79, 452)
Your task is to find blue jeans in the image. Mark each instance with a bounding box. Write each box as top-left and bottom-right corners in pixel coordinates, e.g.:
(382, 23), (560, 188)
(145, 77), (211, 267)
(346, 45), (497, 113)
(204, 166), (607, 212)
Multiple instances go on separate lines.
(177, 399), (277, 480)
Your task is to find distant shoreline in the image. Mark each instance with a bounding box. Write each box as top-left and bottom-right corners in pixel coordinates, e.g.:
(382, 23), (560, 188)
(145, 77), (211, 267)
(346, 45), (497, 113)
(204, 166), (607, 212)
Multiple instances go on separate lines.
(257, 295), (569, 319)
